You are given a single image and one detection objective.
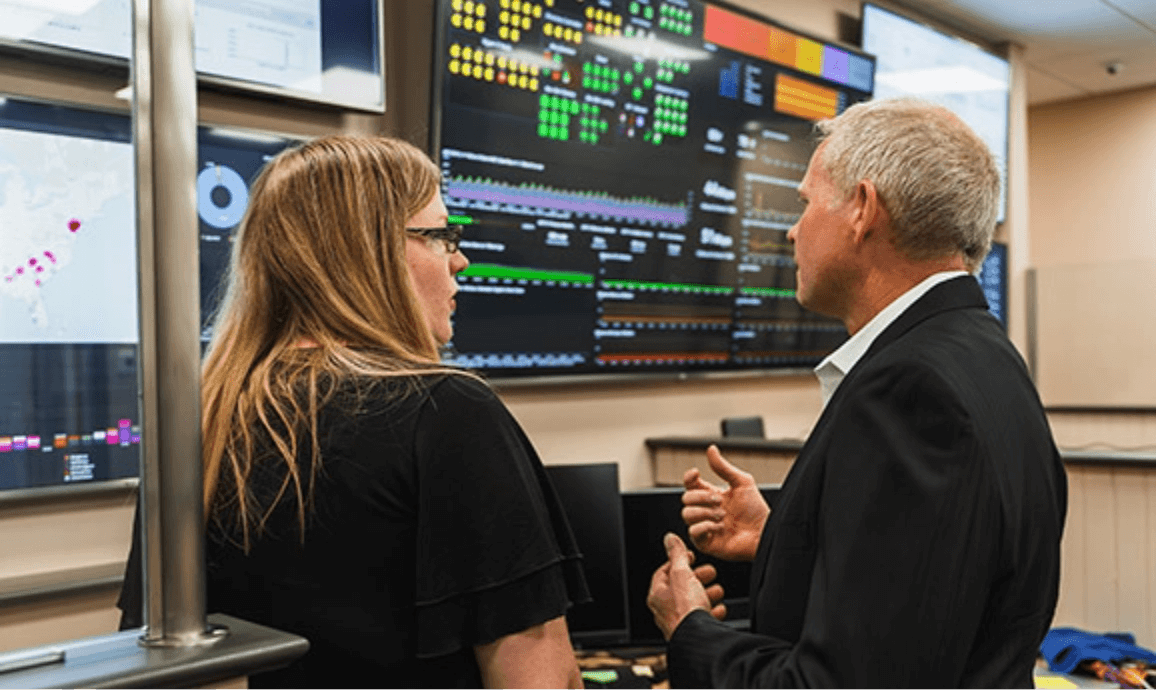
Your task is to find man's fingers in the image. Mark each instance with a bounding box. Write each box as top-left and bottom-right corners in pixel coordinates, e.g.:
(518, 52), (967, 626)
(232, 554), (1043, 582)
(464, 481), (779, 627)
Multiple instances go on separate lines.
(663, 532), (692, 570)
(687, 521), (717, 543)
(682, 489), (722, 508)
(706, 444), (753, 488)
(682, 504), (724, 526)
(704, 583), (725, 606)
(693, 563), (717, 586)
(683, 467), (718, 493)
(710, 603), (728, 621)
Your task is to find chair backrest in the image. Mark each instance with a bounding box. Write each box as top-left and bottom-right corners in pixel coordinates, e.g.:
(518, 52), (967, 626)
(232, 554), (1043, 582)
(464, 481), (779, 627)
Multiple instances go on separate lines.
(720, 416), (765, 438)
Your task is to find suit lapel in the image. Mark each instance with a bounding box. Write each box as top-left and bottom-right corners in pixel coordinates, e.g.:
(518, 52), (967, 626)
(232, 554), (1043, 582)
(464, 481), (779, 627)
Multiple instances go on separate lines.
(860, 275), (988, 364)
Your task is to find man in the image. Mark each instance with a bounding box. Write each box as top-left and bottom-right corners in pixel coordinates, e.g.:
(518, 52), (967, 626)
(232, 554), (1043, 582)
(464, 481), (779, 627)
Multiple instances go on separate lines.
(647, 98), (1067, 687)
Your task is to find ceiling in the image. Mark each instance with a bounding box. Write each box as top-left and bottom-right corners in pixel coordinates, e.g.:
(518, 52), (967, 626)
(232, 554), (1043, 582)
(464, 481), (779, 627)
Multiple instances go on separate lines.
(889, 0), (1156, 105)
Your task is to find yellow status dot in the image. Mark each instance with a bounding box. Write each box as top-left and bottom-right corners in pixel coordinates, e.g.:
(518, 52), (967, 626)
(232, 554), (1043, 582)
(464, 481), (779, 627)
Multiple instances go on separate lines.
(464, 16), (474, 30)
(614, 14), (622, 26)
(511, 27), (521, 41)
(499, 0), (509, 7)
(533, 5), (542, 18)
(484, 52), (495, 65)
(452, 0), (463, 11)
(585, 6), (595, 18)
(463, 0), (474, 13)
(563, 27), (573, 41)
(594, 24), (603, 35)
(475, 64), (486, 78)
(574, 32), (582, 44)
(473, 49), (484, 62)
(512, 0), (521, 12)
(451, 13), (462, 27)
(595, 8), (604, 21)
(462, 46), (473, 61)
(449, 59), (460, 74)
(499, 10), (509, 23)
(449, 43), (461, 58)
(476, 19), (485, 31)
(499, 25), (509, 38)
(546, 0), (553, 6)
(543, 22), (553, 36)
(497, 55), (508, 68)
(476, 4), (485, 17)
(485, 67), (495, 81)
(529, 77), (539, 90)
(518, 74), (528, 88)
(521, 16), (530, 29)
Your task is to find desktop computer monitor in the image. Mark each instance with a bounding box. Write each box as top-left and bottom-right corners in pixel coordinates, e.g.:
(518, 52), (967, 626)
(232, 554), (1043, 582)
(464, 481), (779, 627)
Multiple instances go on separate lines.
(620, 485), (779, 646)
(544, 462), (631, 648)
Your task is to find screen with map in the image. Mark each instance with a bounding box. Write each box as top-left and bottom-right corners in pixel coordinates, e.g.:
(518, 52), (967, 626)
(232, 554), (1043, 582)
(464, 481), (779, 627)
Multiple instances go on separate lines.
(0, 96), (299, 493)
(0, 96), (140, 491)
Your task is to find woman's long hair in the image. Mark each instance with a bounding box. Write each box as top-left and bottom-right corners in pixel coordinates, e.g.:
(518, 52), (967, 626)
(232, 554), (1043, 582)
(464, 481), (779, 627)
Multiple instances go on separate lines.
(201, 135), (453, 548)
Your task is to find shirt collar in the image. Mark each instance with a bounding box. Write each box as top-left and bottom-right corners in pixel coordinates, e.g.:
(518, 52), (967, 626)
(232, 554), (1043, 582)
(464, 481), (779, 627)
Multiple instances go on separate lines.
(814, 270), (969, 407)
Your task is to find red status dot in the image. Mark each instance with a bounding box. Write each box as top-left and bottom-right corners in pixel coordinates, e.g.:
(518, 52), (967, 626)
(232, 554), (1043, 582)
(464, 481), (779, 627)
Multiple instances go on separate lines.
(68, 219), (81, 232)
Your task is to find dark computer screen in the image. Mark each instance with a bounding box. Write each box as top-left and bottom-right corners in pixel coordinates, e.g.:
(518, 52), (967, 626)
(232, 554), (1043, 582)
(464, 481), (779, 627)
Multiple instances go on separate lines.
(620, 484), (779, 646)
(431, 0), (875, 380)
(544, 462), (631, 647)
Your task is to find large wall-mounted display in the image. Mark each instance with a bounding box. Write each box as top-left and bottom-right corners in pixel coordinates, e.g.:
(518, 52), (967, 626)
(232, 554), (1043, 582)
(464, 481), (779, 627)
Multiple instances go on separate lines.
(0, 0), (384, 112)
(0, 96), (139, 492)
(861, 2), (1009, 223)
(432, 0), (874, 379)
(0, 94), (299, 493)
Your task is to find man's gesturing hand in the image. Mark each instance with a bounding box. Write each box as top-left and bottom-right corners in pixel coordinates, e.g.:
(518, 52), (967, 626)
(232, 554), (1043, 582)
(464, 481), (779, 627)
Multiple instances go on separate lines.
(647, 533), (727, 640)
(681, 444), (770, 562)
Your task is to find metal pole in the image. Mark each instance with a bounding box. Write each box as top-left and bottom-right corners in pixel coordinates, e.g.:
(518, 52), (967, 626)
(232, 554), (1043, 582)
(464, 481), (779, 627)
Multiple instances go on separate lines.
(131, 0), (223, 646)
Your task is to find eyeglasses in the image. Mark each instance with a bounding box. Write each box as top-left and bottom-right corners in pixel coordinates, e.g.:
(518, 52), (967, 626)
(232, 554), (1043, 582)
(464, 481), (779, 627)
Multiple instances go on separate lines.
(406, 225), (464, 254)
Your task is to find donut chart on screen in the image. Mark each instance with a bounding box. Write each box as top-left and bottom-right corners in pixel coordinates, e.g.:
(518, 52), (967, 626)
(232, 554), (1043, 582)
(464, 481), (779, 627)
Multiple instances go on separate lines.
(197, 163), (249, 229)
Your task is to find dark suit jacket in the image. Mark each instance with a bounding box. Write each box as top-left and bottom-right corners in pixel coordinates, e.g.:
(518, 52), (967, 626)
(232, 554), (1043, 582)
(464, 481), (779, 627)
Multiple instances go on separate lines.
(668, 276), (1067, 688)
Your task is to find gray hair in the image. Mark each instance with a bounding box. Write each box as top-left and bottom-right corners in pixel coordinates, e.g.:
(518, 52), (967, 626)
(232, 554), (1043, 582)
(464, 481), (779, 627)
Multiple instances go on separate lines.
(815, 98), (1000, 272)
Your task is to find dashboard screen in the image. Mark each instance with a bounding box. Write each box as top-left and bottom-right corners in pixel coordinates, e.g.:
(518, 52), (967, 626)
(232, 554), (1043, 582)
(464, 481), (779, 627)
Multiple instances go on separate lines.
(0, 0), (384, 112)
(433, 0), (874, 379)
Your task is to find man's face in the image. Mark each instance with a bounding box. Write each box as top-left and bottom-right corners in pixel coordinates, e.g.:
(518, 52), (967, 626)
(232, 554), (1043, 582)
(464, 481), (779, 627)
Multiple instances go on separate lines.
(786, 145), (859, 321)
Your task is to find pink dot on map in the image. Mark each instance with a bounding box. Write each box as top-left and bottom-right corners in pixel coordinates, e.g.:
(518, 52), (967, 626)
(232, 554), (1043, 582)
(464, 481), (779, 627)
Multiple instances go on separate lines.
(35, 279), (41, 287)
(44, 251), (56, 263)
(36, 266), (44, 273)
(15, 267), (24, 275)
(68, 219), (81, 232)
(28, 257), (37, 266)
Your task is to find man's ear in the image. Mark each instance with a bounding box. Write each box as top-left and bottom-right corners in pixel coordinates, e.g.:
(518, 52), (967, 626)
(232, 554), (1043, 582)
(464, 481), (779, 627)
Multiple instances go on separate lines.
(848, 179), (889, 243)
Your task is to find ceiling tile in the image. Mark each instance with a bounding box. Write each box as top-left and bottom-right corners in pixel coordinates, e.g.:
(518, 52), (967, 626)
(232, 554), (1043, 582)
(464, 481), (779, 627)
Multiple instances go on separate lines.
(1029, 37), (1156, 97)
(1026, 64), (1088, 105)
(1107, 0), (1156, 30)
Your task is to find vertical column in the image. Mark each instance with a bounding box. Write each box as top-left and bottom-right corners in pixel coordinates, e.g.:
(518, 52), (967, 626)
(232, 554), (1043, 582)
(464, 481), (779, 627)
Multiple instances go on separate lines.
(131, 0), (220, 645)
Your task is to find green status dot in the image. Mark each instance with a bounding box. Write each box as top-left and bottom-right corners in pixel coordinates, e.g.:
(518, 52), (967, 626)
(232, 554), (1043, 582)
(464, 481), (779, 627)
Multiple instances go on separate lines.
(630, 2), (639, 13)
(633, 86), (643, 99)
(538, 123), (549, 137)
(644, 6), (653, 19)
(644, 77), (653, 88)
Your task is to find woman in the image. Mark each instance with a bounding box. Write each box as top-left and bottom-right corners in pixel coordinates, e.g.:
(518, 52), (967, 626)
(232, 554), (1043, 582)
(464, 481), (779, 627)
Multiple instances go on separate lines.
(120, 135), (587, 688)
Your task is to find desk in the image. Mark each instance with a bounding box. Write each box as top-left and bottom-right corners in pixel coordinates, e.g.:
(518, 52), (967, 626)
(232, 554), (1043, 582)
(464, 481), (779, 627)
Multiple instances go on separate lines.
(645, 436), (803, 486)
(576, 649), (1107, 688)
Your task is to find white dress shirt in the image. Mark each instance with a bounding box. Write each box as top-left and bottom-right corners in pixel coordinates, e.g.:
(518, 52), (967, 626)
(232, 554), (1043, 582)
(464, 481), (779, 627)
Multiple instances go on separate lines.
(814, 271), (969, 407)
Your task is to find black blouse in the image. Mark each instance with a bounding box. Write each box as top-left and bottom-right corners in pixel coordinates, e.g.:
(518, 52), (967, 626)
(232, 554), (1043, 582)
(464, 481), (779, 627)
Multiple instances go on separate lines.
(119, 374), (588, 688)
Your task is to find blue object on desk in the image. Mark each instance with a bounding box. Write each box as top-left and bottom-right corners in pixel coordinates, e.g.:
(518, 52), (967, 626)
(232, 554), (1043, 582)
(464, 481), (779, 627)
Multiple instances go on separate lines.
(1041, 627), (1156, 673)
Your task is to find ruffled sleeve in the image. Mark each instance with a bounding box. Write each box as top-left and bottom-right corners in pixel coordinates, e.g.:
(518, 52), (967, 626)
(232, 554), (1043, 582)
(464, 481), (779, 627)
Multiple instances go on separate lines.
(411, 375), (588, 658)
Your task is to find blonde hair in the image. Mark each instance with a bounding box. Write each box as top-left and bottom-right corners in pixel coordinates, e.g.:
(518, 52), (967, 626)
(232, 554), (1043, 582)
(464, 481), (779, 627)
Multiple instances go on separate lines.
(201, 135), (463, 547)
(816, 98), (1000, 272)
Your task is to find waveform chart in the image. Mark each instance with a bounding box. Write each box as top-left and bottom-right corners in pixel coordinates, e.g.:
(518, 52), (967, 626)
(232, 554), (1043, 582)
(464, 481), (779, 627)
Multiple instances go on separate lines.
(446, 176), (689, 227)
